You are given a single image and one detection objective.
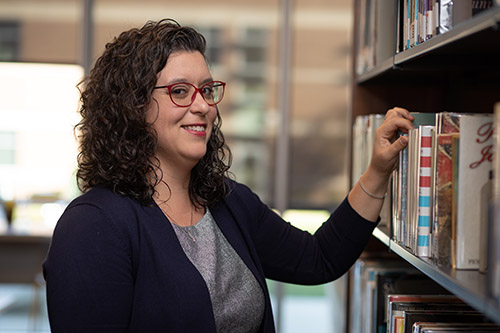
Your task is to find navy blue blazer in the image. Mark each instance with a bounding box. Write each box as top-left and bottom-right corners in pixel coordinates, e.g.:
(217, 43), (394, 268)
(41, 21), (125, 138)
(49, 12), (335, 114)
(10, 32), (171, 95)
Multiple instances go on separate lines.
(43, 179), (377, 332)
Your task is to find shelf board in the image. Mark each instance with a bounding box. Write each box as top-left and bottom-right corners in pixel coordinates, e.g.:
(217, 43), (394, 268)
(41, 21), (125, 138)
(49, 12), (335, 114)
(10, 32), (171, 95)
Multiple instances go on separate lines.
(372, 227), (500, 325)
(372, 226), (390, 246)
(355, 57), (394, 83)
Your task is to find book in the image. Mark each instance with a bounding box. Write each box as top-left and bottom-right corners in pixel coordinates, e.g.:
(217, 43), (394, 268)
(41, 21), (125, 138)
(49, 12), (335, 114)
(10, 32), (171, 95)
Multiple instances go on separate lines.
(439, 0), (473, 34)
(417, 125), (434, 257)
(392, 134), (408, 244)
(439, 0), (454, 34)
(452, 134), (460, 269)
(479, 168), (493, 273)
(356, 0), (376, 75)
(351, 114), (384, 186)
(386, 294), (471, 333)
(352, 115), (369, 186)
(431, 112), (461, 267)
(431, 132), (459, 267)
(454, 114), (494, 269)
(403, 310), (487, 332)
(413, 322), (500, 333)
(431, 112), (460, 267)
(407, 127), (418, 251)
(472, 0), (494, 16)
(375, 0), (397, 65)
(490, 102), (500, 304)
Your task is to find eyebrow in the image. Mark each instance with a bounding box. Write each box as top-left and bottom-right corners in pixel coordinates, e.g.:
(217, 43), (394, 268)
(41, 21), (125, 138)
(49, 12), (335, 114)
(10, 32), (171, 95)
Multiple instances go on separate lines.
(164, 77), (214, 86)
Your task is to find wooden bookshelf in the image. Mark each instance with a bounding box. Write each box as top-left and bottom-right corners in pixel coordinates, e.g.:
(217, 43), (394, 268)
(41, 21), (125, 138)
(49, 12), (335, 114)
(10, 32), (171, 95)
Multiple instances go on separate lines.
(350, 0), (500, 329)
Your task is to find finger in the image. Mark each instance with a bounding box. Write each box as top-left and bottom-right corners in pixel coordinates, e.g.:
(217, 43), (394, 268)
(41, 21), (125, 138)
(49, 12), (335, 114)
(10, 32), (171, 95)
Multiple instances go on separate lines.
(378, 117), (415, 138)
(385, 107), (414, 121)
(379, 136), (408, 165)
(392, 117), (415, 133)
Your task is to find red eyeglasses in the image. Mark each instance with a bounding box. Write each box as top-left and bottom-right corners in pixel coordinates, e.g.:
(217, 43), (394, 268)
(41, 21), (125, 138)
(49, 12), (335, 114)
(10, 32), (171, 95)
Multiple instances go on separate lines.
(153, 81), (226, 107)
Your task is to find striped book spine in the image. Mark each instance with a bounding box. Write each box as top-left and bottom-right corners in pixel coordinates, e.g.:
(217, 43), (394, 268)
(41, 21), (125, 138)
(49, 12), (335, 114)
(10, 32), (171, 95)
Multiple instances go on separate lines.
(417, 125), (433, 257)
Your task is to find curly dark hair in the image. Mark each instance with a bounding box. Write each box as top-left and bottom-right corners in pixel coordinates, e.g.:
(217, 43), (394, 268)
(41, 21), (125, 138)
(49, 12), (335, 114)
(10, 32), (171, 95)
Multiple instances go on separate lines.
(75, 18), (232, 206)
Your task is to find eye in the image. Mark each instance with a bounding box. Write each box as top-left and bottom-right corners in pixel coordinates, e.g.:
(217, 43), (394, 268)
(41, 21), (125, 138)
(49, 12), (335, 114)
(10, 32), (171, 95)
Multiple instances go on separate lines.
(201, 85), (215, 98)
(169, 84), (190, 98)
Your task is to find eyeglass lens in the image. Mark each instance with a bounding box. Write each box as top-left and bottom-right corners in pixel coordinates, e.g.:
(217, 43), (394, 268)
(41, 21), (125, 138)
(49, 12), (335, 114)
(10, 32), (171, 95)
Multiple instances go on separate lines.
(170, 82), (224, 106)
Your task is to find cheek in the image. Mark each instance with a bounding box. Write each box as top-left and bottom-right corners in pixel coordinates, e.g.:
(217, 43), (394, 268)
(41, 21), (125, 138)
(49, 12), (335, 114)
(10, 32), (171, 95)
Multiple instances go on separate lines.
(209, 108), (218, 123)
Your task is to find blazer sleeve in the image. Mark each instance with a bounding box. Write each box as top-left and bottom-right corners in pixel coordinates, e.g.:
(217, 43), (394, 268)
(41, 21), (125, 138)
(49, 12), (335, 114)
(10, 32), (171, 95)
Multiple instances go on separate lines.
(228, 181), (378, 285)
(43, 202), (134, 332)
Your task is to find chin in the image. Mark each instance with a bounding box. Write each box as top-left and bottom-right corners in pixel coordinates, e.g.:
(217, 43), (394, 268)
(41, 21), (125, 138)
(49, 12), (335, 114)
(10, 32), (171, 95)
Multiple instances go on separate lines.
(189, 151), (208, 163)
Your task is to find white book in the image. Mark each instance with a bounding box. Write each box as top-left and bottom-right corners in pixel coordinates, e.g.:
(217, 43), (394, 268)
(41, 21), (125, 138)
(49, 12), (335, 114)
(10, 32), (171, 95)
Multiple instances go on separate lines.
(455, 114), (494, 269)
(352, 115), (369, 186)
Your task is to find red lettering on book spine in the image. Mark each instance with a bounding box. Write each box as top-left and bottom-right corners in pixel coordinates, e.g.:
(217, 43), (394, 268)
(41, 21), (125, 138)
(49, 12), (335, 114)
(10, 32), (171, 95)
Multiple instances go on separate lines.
(470, 121), (494, 169)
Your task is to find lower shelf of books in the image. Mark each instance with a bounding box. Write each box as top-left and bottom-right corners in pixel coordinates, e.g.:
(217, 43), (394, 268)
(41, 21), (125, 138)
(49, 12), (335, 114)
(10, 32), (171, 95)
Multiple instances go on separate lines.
(367, 226), (500, 329)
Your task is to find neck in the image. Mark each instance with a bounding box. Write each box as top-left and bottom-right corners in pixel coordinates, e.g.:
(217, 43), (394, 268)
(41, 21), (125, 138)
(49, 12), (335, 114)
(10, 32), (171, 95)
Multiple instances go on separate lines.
(153, 155), (193, 198)
(152, 156), (205, 227)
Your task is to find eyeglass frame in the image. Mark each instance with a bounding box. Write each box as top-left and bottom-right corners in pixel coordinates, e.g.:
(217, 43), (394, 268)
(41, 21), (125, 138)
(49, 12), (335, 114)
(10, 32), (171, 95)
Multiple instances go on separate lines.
(153, 80), (226, 107)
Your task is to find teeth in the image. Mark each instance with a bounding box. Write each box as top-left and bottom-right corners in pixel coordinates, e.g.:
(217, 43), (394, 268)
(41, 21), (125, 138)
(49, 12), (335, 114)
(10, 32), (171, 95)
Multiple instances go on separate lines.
(184, 125), (205, 132)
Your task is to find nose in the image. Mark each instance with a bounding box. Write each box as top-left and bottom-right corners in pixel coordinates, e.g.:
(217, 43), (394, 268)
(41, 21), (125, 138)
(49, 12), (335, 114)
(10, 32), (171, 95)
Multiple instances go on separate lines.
(190, 90), (210, 114)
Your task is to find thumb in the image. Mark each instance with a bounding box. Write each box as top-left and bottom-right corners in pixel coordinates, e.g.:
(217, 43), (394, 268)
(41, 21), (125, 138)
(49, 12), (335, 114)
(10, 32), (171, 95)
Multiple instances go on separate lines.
(392, 135), (408, 154)
(397, 135), (408, 148)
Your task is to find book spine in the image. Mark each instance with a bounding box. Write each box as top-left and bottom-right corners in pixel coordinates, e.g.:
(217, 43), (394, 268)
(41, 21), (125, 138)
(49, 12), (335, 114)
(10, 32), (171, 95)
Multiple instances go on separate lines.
(417, 125), (433, 257)
(407, 128), (418, 252)
(432, 134), (456, 267)
(406, 0), (410, 50)
(491, 102), (500, 304)
(401, 141), (408, 245)
(439, 0), (453, 34)
(414, 0), (419, 46)
(393, 131), (409, 245)
(456, 115), (494, 269)
(426, 0), (433, 40)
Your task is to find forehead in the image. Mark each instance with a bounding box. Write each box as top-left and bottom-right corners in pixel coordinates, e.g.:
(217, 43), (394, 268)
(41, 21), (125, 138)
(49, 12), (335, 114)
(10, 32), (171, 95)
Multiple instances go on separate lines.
(157, 51), (211, 83)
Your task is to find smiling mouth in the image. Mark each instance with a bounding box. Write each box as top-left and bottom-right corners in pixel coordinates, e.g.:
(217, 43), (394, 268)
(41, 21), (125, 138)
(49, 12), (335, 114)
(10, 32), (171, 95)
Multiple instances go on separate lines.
(182, 125), (207, 136)
(183, 125), (206, 132)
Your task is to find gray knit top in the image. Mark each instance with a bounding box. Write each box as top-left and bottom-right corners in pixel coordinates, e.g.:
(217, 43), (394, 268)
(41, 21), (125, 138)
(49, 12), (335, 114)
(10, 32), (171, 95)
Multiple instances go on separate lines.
(171, 209), (265, 332)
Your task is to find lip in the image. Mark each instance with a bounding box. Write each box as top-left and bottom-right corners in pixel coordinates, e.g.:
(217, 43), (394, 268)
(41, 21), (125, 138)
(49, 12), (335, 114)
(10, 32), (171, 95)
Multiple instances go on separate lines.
(181, 123), (207, 137)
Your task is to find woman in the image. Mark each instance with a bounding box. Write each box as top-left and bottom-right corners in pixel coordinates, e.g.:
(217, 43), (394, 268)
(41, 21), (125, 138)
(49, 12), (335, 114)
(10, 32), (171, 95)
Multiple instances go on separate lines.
(43, 19), (414, 332)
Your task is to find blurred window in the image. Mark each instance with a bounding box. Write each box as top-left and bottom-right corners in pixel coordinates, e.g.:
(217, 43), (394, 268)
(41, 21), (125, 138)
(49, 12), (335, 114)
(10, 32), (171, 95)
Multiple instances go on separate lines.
(0, 21), (20, 61)
(0, 132), (15, 165)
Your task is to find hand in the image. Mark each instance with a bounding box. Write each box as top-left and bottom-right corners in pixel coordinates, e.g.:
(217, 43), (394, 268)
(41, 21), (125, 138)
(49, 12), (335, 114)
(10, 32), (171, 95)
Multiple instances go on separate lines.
(369, 107), (415, 178)
(348, 107), (415, 222)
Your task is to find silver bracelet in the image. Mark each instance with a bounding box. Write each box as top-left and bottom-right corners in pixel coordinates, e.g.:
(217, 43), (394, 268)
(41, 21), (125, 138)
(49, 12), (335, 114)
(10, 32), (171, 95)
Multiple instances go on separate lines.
(359, 179), (386, 200)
